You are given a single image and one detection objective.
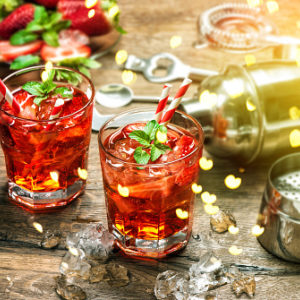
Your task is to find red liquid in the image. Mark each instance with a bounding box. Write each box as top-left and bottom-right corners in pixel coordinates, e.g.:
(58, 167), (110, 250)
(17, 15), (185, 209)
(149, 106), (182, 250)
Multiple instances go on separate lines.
(99, 122), (203, 257)
(0, 86), (93, 210)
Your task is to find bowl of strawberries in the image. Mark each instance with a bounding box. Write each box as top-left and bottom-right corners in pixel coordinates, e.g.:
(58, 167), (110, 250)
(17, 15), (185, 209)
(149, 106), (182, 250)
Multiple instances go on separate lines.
(0, 0), (124, 74)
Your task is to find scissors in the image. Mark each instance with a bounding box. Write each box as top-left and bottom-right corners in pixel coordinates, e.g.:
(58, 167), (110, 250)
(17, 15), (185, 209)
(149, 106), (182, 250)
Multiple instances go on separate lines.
(124, 52), (218, 83)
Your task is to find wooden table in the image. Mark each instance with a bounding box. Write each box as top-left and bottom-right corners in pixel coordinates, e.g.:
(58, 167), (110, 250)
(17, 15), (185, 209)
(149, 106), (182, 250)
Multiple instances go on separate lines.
(1, 0), (300, 299)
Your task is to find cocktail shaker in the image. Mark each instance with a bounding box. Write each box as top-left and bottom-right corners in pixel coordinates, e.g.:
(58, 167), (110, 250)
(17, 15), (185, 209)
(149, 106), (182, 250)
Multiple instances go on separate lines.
(181, 60), (300, 164)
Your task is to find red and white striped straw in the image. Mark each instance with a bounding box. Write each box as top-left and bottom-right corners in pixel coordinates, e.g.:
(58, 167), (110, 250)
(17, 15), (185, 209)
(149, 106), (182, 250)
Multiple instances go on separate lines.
(46, 98), (64, 130)
(155, 83), (172, 122)
(0, 79), (21, 114)
(159, 78), (192, 125)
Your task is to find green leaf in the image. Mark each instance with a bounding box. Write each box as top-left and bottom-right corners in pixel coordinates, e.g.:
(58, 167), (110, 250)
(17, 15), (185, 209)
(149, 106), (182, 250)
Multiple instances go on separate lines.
(81, 58), (102, 69)
(158, 125), (167, 134)
(10, 55), (40, 70)
(78, 65), (91, 78)
(43, 81), (56, 94)
(116, 25), (127, 34)
(47, 69), (56, 82)
(10, 30), (38, 45)
(154, 142), (171, 151)
(34, 5), (47, 23)
(56, 70), (82, 86)
(134, 147), (150, 165)
(26, 21), (44, 32)
(52, 20), (71, 32)
(144, 120), (159, 139)
(129, 130), (150, 146)
(54, 87), (73, 99)
(22, 82), (44, 96)
(150, 145), (163, 162)
(42, 30), (59, 47)
(34, 95), (48, 105)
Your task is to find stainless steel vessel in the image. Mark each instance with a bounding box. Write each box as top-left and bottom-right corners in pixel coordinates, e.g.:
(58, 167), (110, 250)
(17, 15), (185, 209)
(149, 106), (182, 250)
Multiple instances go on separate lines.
(257, 153), (300, 262)
(181, 60), (300, 164)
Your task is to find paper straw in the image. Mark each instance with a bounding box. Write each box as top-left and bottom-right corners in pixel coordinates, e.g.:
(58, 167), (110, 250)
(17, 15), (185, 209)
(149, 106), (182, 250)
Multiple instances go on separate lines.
(46, 98), (64, 130)
(159, 78), (192, 125)
(155, 84), (172, 122)
(0, 79), (21, 114)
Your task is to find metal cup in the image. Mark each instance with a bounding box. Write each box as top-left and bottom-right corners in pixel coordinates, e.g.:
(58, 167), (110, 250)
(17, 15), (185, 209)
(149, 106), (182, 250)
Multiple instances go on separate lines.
(257, 153), (300, 262)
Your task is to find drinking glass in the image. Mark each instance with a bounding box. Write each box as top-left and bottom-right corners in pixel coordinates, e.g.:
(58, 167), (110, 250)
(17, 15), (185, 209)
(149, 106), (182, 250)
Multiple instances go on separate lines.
(0, 66), (94, 210)
(98, 109), (204, 258)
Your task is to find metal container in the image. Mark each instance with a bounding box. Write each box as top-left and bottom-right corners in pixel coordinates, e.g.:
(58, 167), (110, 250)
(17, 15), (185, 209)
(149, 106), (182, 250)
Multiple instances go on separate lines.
(257, 153), (300, 262)
(181, 61), (300, 164)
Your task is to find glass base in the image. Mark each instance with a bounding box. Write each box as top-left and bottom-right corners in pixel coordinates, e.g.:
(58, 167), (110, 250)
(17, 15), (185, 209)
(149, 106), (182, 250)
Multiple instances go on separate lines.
(112, 225), (190, 258)
(8, 180), (85, 211)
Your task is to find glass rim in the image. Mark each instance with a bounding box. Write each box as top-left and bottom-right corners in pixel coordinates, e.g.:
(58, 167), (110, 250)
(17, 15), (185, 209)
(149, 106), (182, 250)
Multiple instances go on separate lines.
(98, 108), (204, 168)
(0, 65), (95, 123)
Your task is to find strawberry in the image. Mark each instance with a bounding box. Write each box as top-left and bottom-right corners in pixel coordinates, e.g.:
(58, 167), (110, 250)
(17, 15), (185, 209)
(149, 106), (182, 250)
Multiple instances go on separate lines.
(57, 0), (112, 36)
(0, 40), (43, 62)
(173, 135), (195, 158)
(0, 4), (35, 39)
(33, 0), (59, 8)
(40, 43), (91, 62)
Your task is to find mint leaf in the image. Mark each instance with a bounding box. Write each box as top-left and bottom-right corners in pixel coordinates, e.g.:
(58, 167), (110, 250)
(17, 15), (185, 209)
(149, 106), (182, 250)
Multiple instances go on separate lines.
(150, 145), (163, 162)
(10, 55), (40, 70)
(54, 87), (73, 99)
(52, 20), (71, 32)
(129, 130), (150, 146)
(47, 69), (56, 82)
(154, 142), (171, 151)
(10, 30), (38, 45)
(42, 30), (59, 47)
(56, 70), (82, 86)
(22, 82), (44, 96)
(78, 65), (91, 78)
(158, 125), (167, 134)
(34, 96), (48, 105)
(144, 120), (159, 139)
(81, 58), (102, 69)
(26, 21), (44, 32)
(150, 143), (171, 162)
(134, 147), (150, 165)
(34, 5), (47, 22)
(43, 81), (56, 94)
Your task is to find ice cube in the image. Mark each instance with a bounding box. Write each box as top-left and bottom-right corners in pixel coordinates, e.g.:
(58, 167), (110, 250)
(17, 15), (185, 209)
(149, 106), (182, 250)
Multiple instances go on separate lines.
(66, 223), (114, 262)
(189, 252), (222, 276)
(60, 250), (91, 280)
(55, 275), (86, 300)
(154, 270), (189, 300)
(40, 230), (61, 249)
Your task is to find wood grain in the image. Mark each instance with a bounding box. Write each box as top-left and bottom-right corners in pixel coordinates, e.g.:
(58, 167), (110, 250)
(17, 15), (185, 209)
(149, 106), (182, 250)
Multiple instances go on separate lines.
(1, 0), (300, 299)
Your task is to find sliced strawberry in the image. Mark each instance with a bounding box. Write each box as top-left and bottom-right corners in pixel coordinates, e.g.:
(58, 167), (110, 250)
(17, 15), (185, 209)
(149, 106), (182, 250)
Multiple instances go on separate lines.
(59, 29), (90, 47)
(58, 0), (112, 36)
(40, 43), (91, 62)
(122, 123), (146, 137)
(173, 135), (195, 158)
(33, 0), (59, 8)
(0, 40), (43, 62)
(0, 4), (35, 39)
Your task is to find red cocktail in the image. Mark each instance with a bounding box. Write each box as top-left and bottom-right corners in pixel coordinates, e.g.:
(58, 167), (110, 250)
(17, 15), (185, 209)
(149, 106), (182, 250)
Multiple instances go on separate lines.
(99, 110), (204, 258)
(0, 66), (94, 210)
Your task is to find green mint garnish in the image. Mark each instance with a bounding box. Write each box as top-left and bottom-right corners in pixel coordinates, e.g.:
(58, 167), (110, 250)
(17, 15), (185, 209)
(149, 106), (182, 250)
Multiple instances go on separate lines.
(10, 55), (40, 70)
(10, 5), (70, 47)
(129, 120), (171, 165)
(57, 57), (102, 79)
(22, 70), (73, 106)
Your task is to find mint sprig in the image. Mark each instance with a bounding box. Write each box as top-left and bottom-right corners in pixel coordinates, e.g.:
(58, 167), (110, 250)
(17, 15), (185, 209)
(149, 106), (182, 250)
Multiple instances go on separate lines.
(10, 54), (40, 70)
(57, 57), (102, 79)
(129, 120), (171, 165)
(22, 70), (73, 106)
(10, 5), (70, 47)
